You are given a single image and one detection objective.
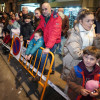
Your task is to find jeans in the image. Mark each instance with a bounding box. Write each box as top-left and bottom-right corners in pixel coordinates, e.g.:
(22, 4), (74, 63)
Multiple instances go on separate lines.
(58, 36), (66, 55)
(39, 44), (58, 72)
(34, 57), (41, 71)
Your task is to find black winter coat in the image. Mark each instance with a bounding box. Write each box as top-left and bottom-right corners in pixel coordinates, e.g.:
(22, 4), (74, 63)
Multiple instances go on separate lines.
(20, 23), (34, 41)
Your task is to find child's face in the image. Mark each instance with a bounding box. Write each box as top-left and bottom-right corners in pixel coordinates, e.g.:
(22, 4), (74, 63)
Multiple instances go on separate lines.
(9, 20), (13, 25)
(19, 12), (22, 17)
(2, 19), (5, 23)
(35, 10), (41, 19)
(25, 19), (31, 23)
(83, 54), (97, 69)
(15, 16), (19, 21)
(34, 33), (41, 41)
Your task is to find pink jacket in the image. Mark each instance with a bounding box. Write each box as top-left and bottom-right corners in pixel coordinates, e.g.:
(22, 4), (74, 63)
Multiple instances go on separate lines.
(30, 12), (62, 49)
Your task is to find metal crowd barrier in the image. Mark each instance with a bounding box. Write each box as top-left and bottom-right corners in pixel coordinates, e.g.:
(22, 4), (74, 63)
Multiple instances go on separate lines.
(19, 48), (55, 100)
(1, 34), (70, 100)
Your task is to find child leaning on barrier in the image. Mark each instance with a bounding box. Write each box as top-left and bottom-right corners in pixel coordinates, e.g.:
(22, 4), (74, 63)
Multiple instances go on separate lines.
(25, 29), (44, 72)
(66, 46), (100, 100)
(0, 29), (11, 54)
(2, 29), (11, 45)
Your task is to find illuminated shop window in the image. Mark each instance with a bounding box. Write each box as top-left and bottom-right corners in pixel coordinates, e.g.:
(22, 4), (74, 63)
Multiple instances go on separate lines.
(21, 3), (40, 13)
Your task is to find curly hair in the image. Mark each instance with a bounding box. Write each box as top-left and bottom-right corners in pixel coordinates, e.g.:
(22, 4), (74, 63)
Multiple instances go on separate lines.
(83, 46), (100, 59)
(76, 8), (93, 23)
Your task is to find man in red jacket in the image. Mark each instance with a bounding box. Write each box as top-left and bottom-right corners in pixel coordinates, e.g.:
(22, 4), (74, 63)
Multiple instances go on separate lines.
(30, 2), (62, 74)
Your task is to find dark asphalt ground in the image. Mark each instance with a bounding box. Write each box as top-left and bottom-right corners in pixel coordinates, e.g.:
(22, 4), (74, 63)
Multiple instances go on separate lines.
(0, 45), (68, 100)
(0, 54), (30, 100)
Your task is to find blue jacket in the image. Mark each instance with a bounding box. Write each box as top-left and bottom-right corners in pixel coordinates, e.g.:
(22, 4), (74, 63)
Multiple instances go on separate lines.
(67, 65), (100, 100)
(74, 65), (100, 100)
(25, 37), (44, 57)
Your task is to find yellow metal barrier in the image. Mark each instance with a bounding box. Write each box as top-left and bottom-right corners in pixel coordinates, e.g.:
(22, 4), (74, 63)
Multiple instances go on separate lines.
(8, 36), (54, 100)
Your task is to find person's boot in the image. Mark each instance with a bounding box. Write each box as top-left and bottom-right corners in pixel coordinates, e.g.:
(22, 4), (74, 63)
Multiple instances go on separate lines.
(33, 76), (40, 81)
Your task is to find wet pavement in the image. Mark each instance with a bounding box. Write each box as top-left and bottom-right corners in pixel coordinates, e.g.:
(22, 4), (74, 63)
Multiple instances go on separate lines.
(0, 46), (68, 100)
(0, 54), (30, 100)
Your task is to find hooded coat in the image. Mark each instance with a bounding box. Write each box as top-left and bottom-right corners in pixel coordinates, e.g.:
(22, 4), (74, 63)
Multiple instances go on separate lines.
(30, 12), (62, 49)
(61, 24), (96, 80)
(66, 61), (100, 100)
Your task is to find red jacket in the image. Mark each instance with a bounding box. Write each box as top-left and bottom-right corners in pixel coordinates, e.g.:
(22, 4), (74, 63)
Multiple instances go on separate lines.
(30, 12), (62, 49)
(3, 35), (11, 44)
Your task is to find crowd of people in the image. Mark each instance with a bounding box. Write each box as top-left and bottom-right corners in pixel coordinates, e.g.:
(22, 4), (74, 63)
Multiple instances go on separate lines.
(0, 2), (100, 100)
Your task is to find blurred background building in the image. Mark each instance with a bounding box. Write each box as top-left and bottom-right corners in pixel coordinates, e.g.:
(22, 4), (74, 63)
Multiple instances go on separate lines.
(0, 0), (100, 12)
(0, 0), (100, 28)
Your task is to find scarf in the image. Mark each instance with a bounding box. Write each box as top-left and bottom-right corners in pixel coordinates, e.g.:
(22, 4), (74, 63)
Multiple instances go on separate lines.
(79, 24), (94, 49)
(78, 61), (100, 80)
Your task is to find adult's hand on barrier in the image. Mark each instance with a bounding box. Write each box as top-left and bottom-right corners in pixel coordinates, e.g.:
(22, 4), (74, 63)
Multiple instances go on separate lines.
(43, 48), (50, 54)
